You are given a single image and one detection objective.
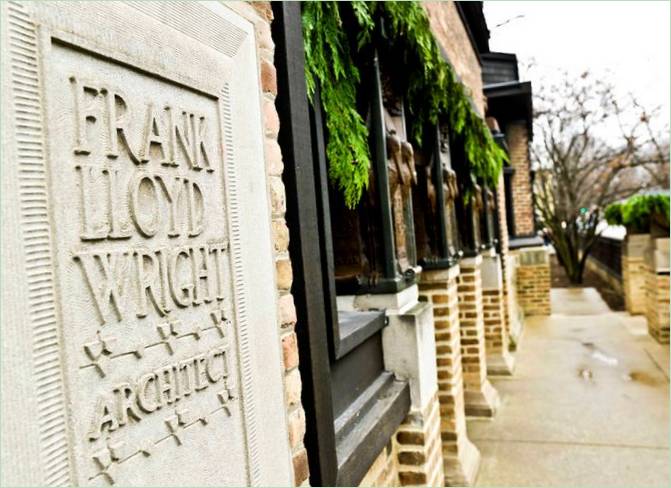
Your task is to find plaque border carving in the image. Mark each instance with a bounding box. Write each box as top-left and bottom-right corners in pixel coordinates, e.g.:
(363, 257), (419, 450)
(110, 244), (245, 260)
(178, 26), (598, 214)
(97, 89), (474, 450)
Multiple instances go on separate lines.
(7, 1), (73, 485)
(126, 1), (247, 59)
(221, 81), (261, 486)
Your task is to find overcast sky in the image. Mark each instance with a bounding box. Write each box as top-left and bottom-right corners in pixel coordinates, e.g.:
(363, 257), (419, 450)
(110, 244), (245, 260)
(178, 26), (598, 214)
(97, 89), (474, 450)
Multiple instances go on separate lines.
(483, 1), (670, 132)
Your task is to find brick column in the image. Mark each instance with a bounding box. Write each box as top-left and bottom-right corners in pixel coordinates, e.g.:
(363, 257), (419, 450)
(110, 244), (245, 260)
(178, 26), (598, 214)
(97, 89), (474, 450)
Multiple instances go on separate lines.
(494, 173), (519, 350)
(506, 122), (534, 236)
(395, 393), (444, 486)
(645, 237), (670, 344)
(419, 266), (481, 486)
(515, 247), (551, 317)
(457, 256), (500, 417)
(622, 234), (650, 315)
(481, 250), (514, 375)
(380, 291), (446, 487)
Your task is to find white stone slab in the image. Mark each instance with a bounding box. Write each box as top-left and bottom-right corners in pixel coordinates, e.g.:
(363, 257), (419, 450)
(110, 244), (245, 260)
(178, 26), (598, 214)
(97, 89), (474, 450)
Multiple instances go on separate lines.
(421, 264), (460, 283)
(517, 246), (549, 266)
(337, 284), (420, 314)
(1, 2), (292, 486)
(481, 254), (503, 290)
(382, 302), (438, 412)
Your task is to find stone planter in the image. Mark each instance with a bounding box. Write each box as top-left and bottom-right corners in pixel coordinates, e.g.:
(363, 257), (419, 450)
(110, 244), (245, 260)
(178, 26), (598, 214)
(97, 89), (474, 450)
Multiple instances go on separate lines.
(651, 237), (670, 273)
(624, 233), (651, 258)
(644, 237), (669, 344)
(622, 234), (650, 315)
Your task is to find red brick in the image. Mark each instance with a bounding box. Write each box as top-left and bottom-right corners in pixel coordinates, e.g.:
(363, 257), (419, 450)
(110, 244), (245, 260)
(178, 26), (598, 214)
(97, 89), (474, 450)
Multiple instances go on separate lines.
(292, 448), (309, 486)
(287, 407), (306, 450)
(276, 258), (293, 290)
(282, 332), (299, 370)
(261, 59), (277, 96)
(278, 293), (297, 326)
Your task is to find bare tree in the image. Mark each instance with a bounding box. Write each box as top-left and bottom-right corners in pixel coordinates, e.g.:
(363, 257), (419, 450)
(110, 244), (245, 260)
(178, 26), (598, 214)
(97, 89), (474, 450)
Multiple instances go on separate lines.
(532, 70), (669, 283)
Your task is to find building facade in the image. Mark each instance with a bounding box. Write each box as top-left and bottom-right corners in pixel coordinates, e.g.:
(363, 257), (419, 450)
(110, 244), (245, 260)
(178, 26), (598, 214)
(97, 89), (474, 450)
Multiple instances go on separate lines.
(0, 1), (548, 486)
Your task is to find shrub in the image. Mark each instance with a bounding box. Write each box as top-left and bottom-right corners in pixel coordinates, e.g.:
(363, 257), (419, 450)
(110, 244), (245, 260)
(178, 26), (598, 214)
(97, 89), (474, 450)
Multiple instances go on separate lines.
(604, 203), (624, 226)
(605, 194), (670, 234)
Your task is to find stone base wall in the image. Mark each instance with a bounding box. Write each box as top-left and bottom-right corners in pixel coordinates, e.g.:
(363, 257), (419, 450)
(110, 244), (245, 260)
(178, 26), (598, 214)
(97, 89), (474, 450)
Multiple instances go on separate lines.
(419, 267), (481, 486)
(359, 438), (401, 487)
(458, 257), (500, 417)
(623, 256), (647, 315)
(396, 394), (445, 487)
(645, 269), (670, 344)
(585, 257), (624, 295)
(515, 248), (551, 316)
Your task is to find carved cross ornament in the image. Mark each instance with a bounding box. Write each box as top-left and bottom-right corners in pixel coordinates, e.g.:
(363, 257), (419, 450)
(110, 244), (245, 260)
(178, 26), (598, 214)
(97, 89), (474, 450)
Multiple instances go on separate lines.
(84, 331), (118, 377)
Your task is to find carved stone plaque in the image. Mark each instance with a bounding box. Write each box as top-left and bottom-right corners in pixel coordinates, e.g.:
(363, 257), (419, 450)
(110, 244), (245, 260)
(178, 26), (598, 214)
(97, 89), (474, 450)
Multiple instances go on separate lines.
(1, 2), (292, 486)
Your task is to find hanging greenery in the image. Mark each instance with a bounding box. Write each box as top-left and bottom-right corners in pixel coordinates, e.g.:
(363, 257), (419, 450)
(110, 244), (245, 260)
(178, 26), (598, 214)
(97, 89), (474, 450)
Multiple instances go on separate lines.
(302, 2), (371, 208)
(302, 1), (508, 208)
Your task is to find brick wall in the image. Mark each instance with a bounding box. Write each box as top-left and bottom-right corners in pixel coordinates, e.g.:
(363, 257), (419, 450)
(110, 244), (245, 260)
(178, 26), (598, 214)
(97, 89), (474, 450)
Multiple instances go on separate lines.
(506, 122), (535, 236)
(458, 257), (500, 417)
(515, 248), (551, 317)
(423, 1), (486, 116)
(358, 394), (446, 488)
(248, 3), (308, 485)
(359, 439), (401, 487)
(396, 393), (445, 487)
(585, 257), (624, 296)
(419, 268), (481, 486)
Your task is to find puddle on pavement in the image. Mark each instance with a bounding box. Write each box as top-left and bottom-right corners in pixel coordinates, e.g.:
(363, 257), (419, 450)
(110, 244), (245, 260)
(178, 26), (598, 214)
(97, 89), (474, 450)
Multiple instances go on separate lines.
(576, 341), (662, 386)
(621, 371), (662, 387)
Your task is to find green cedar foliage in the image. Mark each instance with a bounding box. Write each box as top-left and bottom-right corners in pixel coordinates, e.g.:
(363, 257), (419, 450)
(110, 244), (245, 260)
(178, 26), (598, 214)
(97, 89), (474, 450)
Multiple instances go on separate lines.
(302, 2), (371, 209)
(604, 203), (624, 227)
(605, 194), (670, 233)
(302, 1), (508, 208)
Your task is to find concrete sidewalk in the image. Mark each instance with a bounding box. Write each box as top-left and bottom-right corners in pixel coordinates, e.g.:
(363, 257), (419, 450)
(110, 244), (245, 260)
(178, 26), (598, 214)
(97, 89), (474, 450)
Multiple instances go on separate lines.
(469, 288), (670, 487)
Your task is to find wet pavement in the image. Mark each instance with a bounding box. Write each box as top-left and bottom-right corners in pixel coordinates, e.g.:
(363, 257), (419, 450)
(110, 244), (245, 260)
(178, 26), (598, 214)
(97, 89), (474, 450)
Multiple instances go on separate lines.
(469, 288), (670, 487)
